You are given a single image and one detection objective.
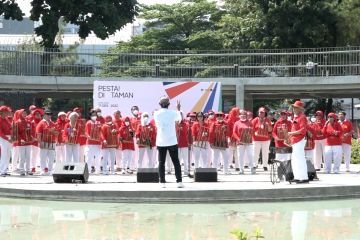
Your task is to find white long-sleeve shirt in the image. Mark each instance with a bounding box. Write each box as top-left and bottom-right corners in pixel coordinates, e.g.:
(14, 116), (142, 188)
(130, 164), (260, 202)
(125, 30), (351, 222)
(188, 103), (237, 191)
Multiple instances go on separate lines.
(154, 108), (181, 147)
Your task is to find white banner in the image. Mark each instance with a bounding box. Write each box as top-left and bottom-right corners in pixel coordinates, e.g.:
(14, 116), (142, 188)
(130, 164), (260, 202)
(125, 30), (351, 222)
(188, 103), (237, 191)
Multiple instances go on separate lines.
(93, 81), (222, 117)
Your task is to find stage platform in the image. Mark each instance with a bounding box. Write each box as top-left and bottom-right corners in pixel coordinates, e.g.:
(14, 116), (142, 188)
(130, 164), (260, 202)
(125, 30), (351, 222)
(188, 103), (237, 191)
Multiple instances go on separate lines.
(1, 164), (360, 203)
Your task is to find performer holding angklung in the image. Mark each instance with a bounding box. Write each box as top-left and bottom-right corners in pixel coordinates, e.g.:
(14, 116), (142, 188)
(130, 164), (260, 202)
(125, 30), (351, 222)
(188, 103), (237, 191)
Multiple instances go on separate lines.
(209, 112), (231, 174)
(85, 109), (103, 174)
(312, 110), (326, 171)
(322, 112), (343, 174)
(272, 110), (292, 161)
(227, 107), (240, 171)
(55, 112), (66, 164)
(287, 101), (309, 183)
(119, 117), (135, 174)
(73, 108), (86, 162)
(30, 108), (43, 174)
(252, 107), (273, 171)
(338, 111), (353, 172)
(36, 109), (58, 175)
(176, 112), (190, 176)
(63, 112), (81, 163)
(13, 109), (35, 175)
(101, 115), (119, 175)
(191, 112), (210, 168)
(113, 110), (123, 171)
(305, 118), (316, 164)
(136, 112), (157, 168)
(233, 110), (255, 174)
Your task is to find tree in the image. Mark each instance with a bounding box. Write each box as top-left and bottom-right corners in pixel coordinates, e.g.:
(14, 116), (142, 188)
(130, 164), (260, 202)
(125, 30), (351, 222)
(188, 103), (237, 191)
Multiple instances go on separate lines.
(0, 0), (23, 20)
(336, 0), (360, 46)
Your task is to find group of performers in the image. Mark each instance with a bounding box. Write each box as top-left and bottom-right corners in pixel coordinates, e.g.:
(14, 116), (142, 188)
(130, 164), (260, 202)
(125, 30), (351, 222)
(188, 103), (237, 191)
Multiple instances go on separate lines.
(0, 100), (355, 181)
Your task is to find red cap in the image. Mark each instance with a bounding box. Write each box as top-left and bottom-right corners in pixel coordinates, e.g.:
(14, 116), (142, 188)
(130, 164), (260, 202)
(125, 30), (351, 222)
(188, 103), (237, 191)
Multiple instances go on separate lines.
(280, 110), (288, 115)
(328, 112), (336, 118)
(29, 105), (36, 111)
(258, 107), (266, 113)
(73, 107), (81, 113)
(292, 101), (304, 109)
(0, 106), (10, 112)
(105, 115), (112, 121)
(315, 110), (324, 117)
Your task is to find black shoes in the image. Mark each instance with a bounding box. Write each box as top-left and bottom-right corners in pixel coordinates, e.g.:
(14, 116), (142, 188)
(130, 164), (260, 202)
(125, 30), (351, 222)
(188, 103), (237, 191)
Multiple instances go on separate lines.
(263, 167), (268, 171)
(296, 180), (309, 184)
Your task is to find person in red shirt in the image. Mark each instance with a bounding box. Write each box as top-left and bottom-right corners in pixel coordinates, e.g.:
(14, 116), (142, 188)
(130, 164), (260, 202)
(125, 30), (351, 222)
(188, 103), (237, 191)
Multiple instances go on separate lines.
(233, 110), (255, 174)
(0, 106), (12, 176)
(13, 109), (35, 175)
(30, 108), (44, 174)
(206, 110), (216, 125)
(251, 107), (273, 171)
(287, 101), (309, 183)
(313, 110), (326, 171)
(176, 112), (190, 175)
(305, 118), (316, 164)
(338, 111), (354, 172)
(11, 109), (22, 173)
(63, 112), (81, 163)
(73, 107), (86, 162)
(84, 109), (103, 174)
(113, 110), (123, 172)
(209, 112), (231, 174)
(191, 112), (210, 168)
(36, 109), (58, 175)
(55, 112), (66, 164)
(119, 117), (135, 174)
(272, 110), (292, 162)
(101, 115), (119, 175)
(322, 112), (343, 174)
(135, 112), (157, 168)
(227, 107), (240, 171)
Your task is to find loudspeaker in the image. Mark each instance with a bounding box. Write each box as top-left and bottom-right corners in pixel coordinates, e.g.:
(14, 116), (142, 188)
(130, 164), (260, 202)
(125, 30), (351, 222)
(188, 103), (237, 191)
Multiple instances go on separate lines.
(53, 162), (89, 183)
(137, 168), (159, 183)
(194, 168), (217, 182)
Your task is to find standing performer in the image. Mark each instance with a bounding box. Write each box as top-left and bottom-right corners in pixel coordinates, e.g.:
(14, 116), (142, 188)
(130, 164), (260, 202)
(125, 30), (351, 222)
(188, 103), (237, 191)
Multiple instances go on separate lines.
(0, 106), (12, 176)
(119, 117), (135, 174)
(305, 119), (316, 164)
(74, 108), (86, 162)
(191, 112), (210, 168)
(84, 110), (102, 174)
(55, 112), (67, 163)
(322, 112), (343, 174)
(154, 97), (183, 188)
(312, 110), (326, 171)
(176, 112), (190, 176)
(63, 112), (81, 163)
(287, 101), (309, 183)
(233, 110), (255, 174)
(209, 112), (231, 174)
(338, 111), (353, 172)
(36, 109), (57, 175)
(136, 112), (157, 168)
(272, 110), (292, 161)
(11, 109), (22, 173)
(130, 106), (141, 171)
(30, 108), (43, 174)
(227, 107), (240, 171)
(101, 115), (119, 175)
(252, 107), (273, 171)
(113, 110), (123, 172)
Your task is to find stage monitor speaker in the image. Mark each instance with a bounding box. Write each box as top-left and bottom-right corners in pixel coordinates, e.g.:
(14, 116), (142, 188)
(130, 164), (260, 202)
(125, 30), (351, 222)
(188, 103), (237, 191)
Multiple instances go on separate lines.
(194, 168), (217, 182)
(137, 168), (159, 183)
(53, 162), (89, 183)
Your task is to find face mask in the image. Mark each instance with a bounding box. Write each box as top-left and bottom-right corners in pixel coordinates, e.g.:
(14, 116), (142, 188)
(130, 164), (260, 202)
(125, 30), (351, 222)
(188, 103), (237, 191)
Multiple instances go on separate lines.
(133, 110), (139, 115)
(311, 117), (316, 123)
(287, 116), (292, 121)
(144, 116), (148, 120)
(209, 115), (214, 119)
(97, 112), (102, 117)
(91, 116), (97, 121)
(125, 122), (130, 126)
(107, 120), (112, 124)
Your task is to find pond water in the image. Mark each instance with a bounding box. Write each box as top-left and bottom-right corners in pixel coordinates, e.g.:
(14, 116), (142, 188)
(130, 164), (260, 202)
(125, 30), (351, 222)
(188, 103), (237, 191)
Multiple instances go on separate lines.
(0, 197), (359, 240)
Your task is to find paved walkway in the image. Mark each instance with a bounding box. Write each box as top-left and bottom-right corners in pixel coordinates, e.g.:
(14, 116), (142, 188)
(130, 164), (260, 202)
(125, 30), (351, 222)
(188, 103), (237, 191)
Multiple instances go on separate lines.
(0, 164), (360, 203)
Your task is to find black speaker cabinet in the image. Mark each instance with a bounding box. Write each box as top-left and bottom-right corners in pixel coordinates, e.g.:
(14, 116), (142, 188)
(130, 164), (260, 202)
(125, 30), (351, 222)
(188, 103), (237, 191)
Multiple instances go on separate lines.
(194, 168), (217, 182)
(53, 162), (89, 183)
(137, 168), (159, 183)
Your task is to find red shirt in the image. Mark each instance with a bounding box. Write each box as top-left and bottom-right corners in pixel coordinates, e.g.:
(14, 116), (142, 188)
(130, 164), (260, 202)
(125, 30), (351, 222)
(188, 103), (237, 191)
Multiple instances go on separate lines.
(36, 119), (58, 143)
(135, 124), (156, 148)
(312, 119), (326, 140)
(209, 121), (230, 148)
(85, 120), (102, 145)
(339, 119), (353, 145)
(272, 119), (292, 148)
(305, 124), (316, 150)
(191, 121), (210, 142)
(176, 121), (189, 148)
(290, 112), (308, 145)
(55, 118), (66, 144)
(13, 117), (35, 147)
(233, 119), (253, 144)
(119, 125), (135, 150)
(101, 123), (119, 148)
(63, 122), (81, 144)
(251, 117), (272, 141)
(322, 121), (343, 146)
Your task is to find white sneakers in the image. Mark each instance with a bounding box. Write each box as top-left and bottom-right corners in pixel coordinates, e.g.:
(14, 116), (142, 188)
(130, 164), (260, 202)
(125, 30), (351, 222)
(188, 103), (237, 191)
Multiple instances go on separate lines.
(160, 183), (166, 188)
(160, 182), (185, 188)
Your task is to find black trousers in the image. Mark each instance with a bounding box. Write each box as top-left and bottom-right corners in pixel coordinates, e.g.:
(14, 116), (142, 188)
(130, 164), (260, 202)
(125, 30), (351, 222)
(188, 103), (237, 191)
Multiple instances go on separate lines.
(157, 145), (182, 183)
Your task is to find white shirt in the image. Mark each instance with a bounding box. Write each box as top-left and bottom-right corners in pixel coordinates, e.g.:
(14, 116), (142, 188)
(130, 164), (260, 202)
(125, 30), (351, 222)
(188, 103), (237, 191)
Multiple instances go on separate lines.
(154, 108), (181, 147)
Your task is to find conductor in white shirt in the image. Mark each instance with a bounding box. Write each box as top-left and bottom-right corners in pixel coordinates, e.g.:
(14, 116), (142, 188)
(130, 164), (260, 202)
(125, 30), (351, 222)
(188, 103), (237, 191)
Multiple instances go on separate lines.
(154, 96), (184, 188)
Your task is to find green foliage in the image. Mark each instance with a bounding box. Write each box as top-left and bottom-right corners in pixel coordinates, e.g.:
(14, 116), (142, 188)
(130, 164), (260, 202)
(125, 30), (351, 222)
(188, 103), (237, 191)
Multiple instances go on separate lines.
(351, 139), (360, 164)
(231, 227), (265, 240)
(336, 0), (360, 46)
(0, 0), (23, 20)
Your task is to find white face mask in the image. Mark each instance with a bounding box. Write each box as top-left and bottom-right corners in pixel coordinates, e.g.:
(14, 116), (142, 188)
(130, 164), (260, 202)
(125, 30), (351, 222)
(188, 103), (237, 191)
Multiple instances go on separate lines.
(91, 116), (97, 121)
(97, 112), (102, 117)
(311, 117), (316, 123)
(125, 122), (130, 126)
(133, 110), (139, 115)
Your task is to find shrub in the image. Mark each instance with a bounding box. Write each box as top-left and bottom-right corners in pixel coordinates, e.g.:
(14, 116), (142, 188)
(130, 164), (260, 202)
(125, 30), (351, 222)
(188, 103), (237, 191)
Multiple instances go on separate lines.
(351, 139), (360, 164)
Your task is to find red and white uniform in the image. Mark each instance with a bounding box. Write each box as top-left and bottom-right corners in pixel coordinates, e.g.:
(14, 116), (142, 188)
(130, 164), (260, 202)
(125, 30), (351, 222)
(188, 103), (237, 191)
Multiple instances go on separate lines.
(84, 119), (102, 173)
(227, 108), (240, 169)
(36, 119), (57, 174)
(113, 117), (123, 170)
(0, 109), (12, 175)
(13, 109), (35, 174)
(233, 118), (254, 173)
(176, 120), (190, 175)
(272, 118), (292, 161)
(251, 117), (272, 168)
(305, 123), (316, 163)
(191, 121), (210, 168)
(135, 120), (157, 168)
(322, 120), (343, 173)
(119, 119), (135, 172)
(55, 115), (66, 163)
(10, 110), (22, 172)
(29, 108), (43, 172)
(312, 118), (326, 170)
(209, 120), (231, 173)
(78, 118), (87, 162)
(63, 120), (81, 163)
(339, 119), (353, 171)
(101, 121), (118, 174)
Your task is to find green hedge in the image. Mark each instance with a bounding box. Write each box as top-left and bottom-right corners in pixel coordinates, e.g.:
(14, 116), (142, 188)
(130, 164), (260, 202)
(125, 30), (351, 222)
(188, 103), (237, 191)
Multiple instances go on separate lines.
(351, 139), (360, 164)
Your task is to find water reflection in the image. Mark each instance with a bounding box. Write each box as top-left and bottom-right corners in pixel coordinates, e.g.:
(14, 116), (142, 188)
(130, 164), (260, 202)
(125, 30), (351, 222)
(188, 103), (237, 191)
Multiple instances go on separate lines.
(0, 198), (359, 239)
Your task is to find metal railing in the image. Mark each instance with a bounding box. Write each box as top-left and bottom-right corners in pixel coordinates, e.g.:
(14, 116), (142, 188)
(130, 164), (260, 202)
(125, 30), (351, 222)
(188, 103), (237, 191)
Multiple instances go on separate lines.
(0, 45), (359, 78)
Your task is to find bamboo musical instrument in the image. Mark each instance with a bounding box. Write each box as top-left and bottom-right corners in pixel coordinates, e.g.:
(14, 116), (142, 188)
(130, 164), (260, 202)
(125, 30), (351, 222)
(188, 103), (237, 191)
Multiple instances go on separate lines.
(193, 125), (209, 149)
(213, 125), (228, 149)
(138, 125), (152, 148)
(239, 127), (252, 144)
(67, 122), (78, 145)
(10, 121), (18, 143)
(256, 119), (269, 137)
(89, 122), (101, 141)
